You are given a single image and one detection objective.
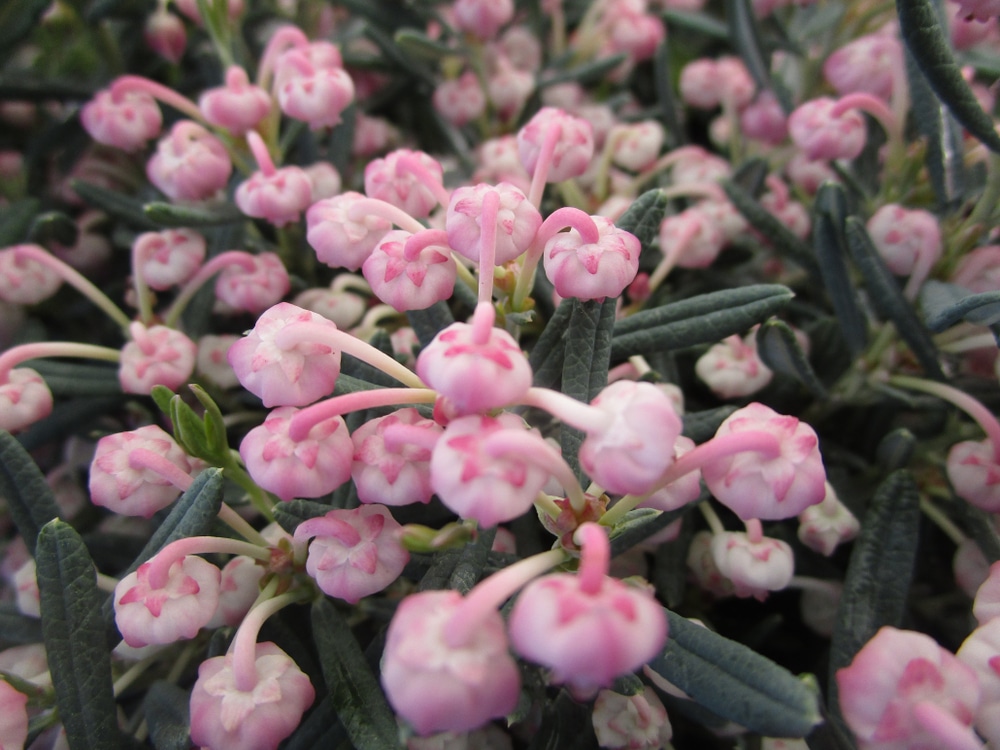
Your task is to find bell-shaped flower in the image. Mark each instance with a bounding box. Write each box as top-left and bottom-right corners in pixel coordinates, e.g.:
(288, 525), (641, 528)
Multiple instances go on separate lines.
(362, 229), (457, 312)
(796, 481), (860, 556)
(364, 149), (448, 219)
(0, 681), (28, 750)
(118, 323), (196, 395)
(274, 44), (354, 130)
(199, 65), (272, 135)
(788, 97), (866, 162)
(207, 555), (266, 629)
(543, 215), (641, 301)
(293, 286), (366, 329)
(695, 331), (773, 399)
(306, 191), (393, 271)
(196, 334), (241, 390)
(592, 687), (673, 750)
(214, 252), (290, 316)
(0, 244), (63, 305)
(235, 165), (313, 228)
(453, 0), (514, 39)
(80, 87), (161, 152)
(433, 71), (487, 128)
(824, 32), (901, 102)
(146, 121), (232, 202)
(132, 228), (206, 290)
(352, 408), (441, 506)
(948, 439), (1000, 512)
(517, 106), (594, 184)
(972, 561), (1000, 625)
(294, 504), (409, 603)
(867, 203), (941, 282)
(144, 5), (186, 63)
(0, 368), (53, 434)
(958, 617), (1000, 746)
(446, 182), (541, 265)
(710, 530), (795, 600)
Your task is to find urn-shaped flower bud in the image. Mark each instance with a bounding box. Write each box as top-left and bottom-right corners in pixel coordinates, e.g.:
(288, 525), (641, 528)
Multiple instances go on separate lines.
(0, 680), (28, 750)
(214, 252), (290, 315)
(146, 121), (232, 202)
(957, 617), (1000, 747)
(364, 149), (447, 218)
(710, 531), (795, 600)
(0, 244), (62, 305)
(80, 87), (161, 152)
(133, 228), (206, 290)
(362, 229), (457, 312)
(796, 482), (860, 556)
(866, 204), (942, 277)
(544, 215), (641, 301)
(293, 287), (366, 329)
(639, 436), (701, 512)
(947, 439), (1000, 512)
(952, 246), (1000, 294)
(189, 642), (315, 750)
(228, 302), (341, 407)
(973, 561), (1000, 625)
(119, 323), (197, 394)
(239, 406), (353, 501)
(196, 334), (241, 389)
(788, 97), (866, 162)
(381, 590), (521, 735)
(824, 32), (901, 102)
(701, 402), (826, 521)
(144, 6), (187, 63)
(695, 331), (773, 398)
(433, 72), (487, 128)
(352, 408), (441, 506)
(199, 66), (272, 135)
(740, 91), (789, 146)
(115, 554), (221, 647)
(304, 161), (342, 202)
(0, 368), (53, 434)
(207, 555), (266, 629)
(275, 45), (354, 130)
(592, 687), (673, 750)
(235, 165), (313, 228)
(837, 626), (982, 750)
(294, 504), (409, 603)
(89, 424), (193, 517)
(487, 57), (535, 121)
(306, 191), (393, 271)
(517, 107), (595, 183)
(679, 56), (754, 110)
(453, 0), (514, 39)
(446, 182), (541, 265)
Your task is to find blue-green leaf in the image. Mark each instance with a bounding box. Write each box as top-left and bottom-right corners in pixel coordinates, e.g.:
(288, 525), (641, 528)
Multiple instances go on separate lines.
(661, 9), (729, 38)
(28, 211), (77, 247)
(393, 28), (463, 60)
(283, 697), (349, 750)
(446, 527), (495, 594)
(0, 604), (43, 645)
(538, 54), (629, 88)
(653, 44), (683, 144)
(756, 318), (827, 396)
(143, 201), (243, 228)
(921, 280), (1000, 331)
(0, 430), (60, 556)
(36, 520), (120, 750)
(615, 188), (670, 252)
(273, 499), (334, 535)
(723, 181), (819, 274)
(310, 599), (399, 750)
(608, 507), (688, 558)
(143, 681), (191, 750)
(875, 428), (916, 472)
(726, 0), (771, 93)
(647, 608), (822, 737)
(0, 199), (40, 245)
(898, 0), (1000, 153)
(845, 218), (945, 378)
(828, 470), (920, 716)
(69, 181), (158, 229)
(529, 298), (574, 389)
(407, 300), (455, 348)
(28, 360), (121, 397)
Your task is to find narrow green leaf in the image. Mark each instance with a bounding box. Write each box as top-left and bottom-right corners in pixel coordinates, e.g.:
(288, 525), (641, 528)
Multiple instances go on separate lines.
(143, 681), (191, 750)
(0, 0), (50, 61)
(0, 199), (40, 245)
(36, 520), (120, 750)
(150, 385), (175, 417)
(310, 599), (400, 750)
(363, 22), (435, 84)
(538, 54), (628, 90)
(407, 300), (455, 348)
(875, 428), (916, 472)
(952, 500), (1000, 564)
(172, 399), (213, 461)
(28, 360), (120, 397)
(898, 0), (1000, 153)
(653, 44), (683, 145)
(812, 182), (868, 356)
(28, 211), (77, 247)
(723, 181), (819, 274)
(921, 280), (1000, 330)
(283, 697), (349, 749)
(143, 201), (244, 228)
(189, 385), (230, 461)
(661, 9), (730, 38)
(682, 406), (737, 443)
(756, 319), (827, 397)
(726, 0), (771, 92)
(273, 499), (334, 535)
(70, 181), (158, 229)
(529, 298), (574, 388)
(0, 604), (43, 645)
(0, 430), (60, 556)
(608, 507), (688, 558)
(393, 28), (463, 60)
(648, 608), (822, 737)
(731, 158), (769, 195)
(828, 470), (920, 716)
(15, 397), (123, 453)
(447, 527), (496, 594)
(614, 188), (670, 252)
(612, 286), (795, 359)
(845, 218), (945, 379)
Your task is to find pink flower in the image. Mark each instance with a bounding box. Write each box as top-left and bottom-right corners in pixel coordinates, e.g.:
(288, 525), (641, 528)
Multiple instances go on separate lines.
(214, 252), (290, 315)
(364, 149), (447, 218)
(306, 191), (393, 271)
(701, 403), (827, 521)
(694, 331), (773, 398)
(710, 531), (795, 600)
(788, 97), (866, 162)
(227, 302), (341, 408)
(0, 681), (28, 750)
(430, 413), (549, 527)
(144, 6), (186, 63)
(88, 424), (193, 517)
(592, 687), (673, 750)
(947, 439), (1000, 512)
(14, 558), (39, 617)
(0, 244), (62, 305)
(275, 44), (354, 129)
(740, 91), (789, 146)
(487, 57), (534, 121)
(659, 207), (727, 270)
(453, 0), (514, 39)
(679, 56), (754, 110)
(80, 87), (161, 152)
(381, 590), (521, 735)
(199, 66), (272, 135)
(973, 561), (1000, 625)
(175, 0), (243, 22)
(867, 204), (942, 277)
(196, 334), (241, 389)
(114, 554), (221, 647)
(433, 72), (487, 127)
(132, 228), (206, 290)
(0, 368), (53, 433)
(610, 121), (666, 172)
(118, 323), (197, 394)
(235, 165), (313, 227)
(207, 555), (266, 628)
(292, 286), (366, 329)
(303, 161), (342, 202)
(146, 121), (232, 202)
(953, 0), (1000, 22)
(639, 436), (701, 512)
(189, 642), (315, 750)
(824, 32), (902, 102)
(837, 626), (982, 750)
(352, 408), (441, 506)
(543, 215), (641, 301)
(956, 538), (991, 601)
(605, 8), (666, 64)
(294, 504), (409, 603)
(517, 107), (595, 183)
(239, 405), (353, 501)
(446, 182), (541, 264)
(362, 229), (457, 312)
(958, 618), (1000, 746)
(796, 482), (860, 556)
(952, 246), (1000, 293)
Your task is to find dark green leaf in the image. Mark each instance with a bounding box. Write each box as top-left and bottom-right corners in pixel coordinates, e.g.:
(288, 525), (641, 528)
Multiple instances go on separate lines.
(15, 397), (123, 453)
(828, 470), (920, 717)
(898, 0), (1000, 152)
(756, 319), (827, 397)
(84, 0), (155, 21)
(539, 54), (629, 88)
(608, 507), (688, 558)
(143, 201), (244, 228)
(529, 298), (573, 388)
(612, 285), (795, 359)
(648, 608), (822, 737)
(28, 360), (121, 397)
(189, 385), (230, 461)
(921, 280), (1000, 330)
(310, 599), (399, 750)
(407, 301), (455, 348)
(731, 158), (769, 195)
(446, 528), (496, 594)
(812, 182), (868, 356)
(274, 499), (334, 535)
(393, 28), (463, 60)
(0, 430), (60, 556)
(682, 406), (737, 443)
(0, 604), (43, 645)
(28, 211), (77, 247)
(143, 681), (191, 750)
(283, 697), (349, 750)
(0, 199), (40, 245)
(661, 9), (730, 38)
(70, 181), (158, 229)
(615, 188), (670, 252)
(875, 428), (916, 471)
(653, 44), (683, 145)
(723, 180), (819, 274)
(36, 520), (120, 750)
(845, 218), (945, 378)
(173, 399), (213, 462)
(0, 0), (50, 62)
(363, 22), (435, 84)
(727, 0), (771, 92)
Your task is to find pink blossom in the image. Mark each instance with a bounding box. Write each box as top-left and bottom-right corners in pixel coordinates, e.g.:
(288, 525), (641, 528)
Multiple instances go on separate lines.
(207, 555), (266, 628)
(306, 191), (393, 271)
(292, 287), (366, 329)
(239, 405), (353, 501)
(952, 246), (1000, 294)
(824, 32), (902, 102)
(498, 25), (543, 72)
(199, 66), (272, 135)
(785, 151), (838, 195)
(132, 228), (206, 290)
(0, 244), (62, 305)
(741, 91), (789, 146)
(214, 252), (290, 315)
(114, 555), (221, 647)
(196, 334), (241, 389)
(947, 439), (1000, 512)
(953, 0), (1000, 22)
(446, 182), (541, 264)
(352, 113), (400, 158)
(274, 45), (354, 130)
(228, 302), (341, 407)
(174, 0), (243, 22)
(974, 561), (1000, 625)
(364, 149), (447, 218)
(453, 0), (514, 39)
(362, 229), (457, 312)
(605, 8), (666, 64)
(592, 687), (673, 750)
(867, 204), (941, 277)
(487, 57), (534, 121)
(543, 215), (641, 300)
(679, 56), (754, 110)
(670, 147), (731, 184)
(118, 323), (197, 394)
(788, 97), (866, 162)
(837, 626), (982, 750)
(695, 331), (773, 398)
(235, 165), (313, 228)
(80, 87), (161, 152)
(0, 681), (28, 750)
(144, 6), (186, 63)
(381, 590), (521, 735)
(659, 207), (727, 270)
(352, 408), (441, 506)
(797, 482), (860, 556)
(639, 436), (701, 512)
(958, 617), (1000, 746)
(189, 642), (315, 750)
(14, 558), (39, 617)
(473, 136), (531, 193)
(710, 530), (795, 600)
(294, 504), (409, 602)
(146, 121), (232, 202)
(0, 368), (53, 433)
(517, 107), (595, 183)
(610, 121), (666, 172)
(951, 7), (1000, 48)
(956, 538), (991, 600)
(433, 72), (487, 127)
(303, 161), (342, 202)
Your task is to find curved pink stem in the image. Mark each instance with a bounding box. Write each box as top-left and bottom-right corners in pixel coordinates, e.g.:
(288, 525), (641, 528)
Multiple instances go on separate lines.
(831, 92), (899, 141)
(745, 518), (763, 544)
(163, 251), (259, 327)
(535, 207), (601, 247)
(911, 701), (984, 750)
(0, 342), (121, 384)
(111, 75), (204, 123)
(397, 153), (452, 209)
(483, 428), (587, 513)
(519, 387), (610, 434)
(382, 421), (443, 453)
(128, 448), (193, 492)
(575, 523), (609, 595)
(256, 25), (310, 90)
(231, 587), (305, 692)
(288, 387), (436, 441)
(470, 301), (496, 347)
(657, 430), (782, 488)
(346, 198), (427, 234)
(527, 121), (562, 207)
(478, 189), (500, 304)
(297, 515), (361, 546)
(146, 535), (270, 590)
(246, 131), (277, 177)
(647, 216), (699, 294)
(403, 229), (450, 262)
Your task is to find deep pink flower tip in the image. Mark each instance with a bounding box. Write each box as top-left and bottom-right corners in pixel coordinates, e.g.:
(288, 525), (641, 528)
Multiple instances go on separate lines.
(446, 182), (542, 264)
(235, 165), (314, 227)
(837, 626), (981, 750)
(430, 413), (549, 527)
(381, 590), (521, 735)
(190, 642), (315, 750)
(0, 244), (63, 305)
(89, 424), (192, 517)
(543, 215), (641, 301)
(199, 66), (272, 135)
(364, 149), (445, 219)
(133, 228), (206, 290)
(114, 554), (221, 647)
(415, 317), (532, 416)
(294, 504), (409, 602)
(228, 301), (341, 407)
(119, 324), (198, 395)
(947, 439), (1000, 512)
(80, 87), (161, 152)
(240, 405), (353, 501)
(214, 252), (290, 316)
(306, 191), (393, 272)
(580, 380), (683, 496)
(953, 0), (1000, 23)
(787, 97), (866, 162)
(352, 408), (441, 506)
(866, 204), (942, 277)
(702, 402), (826, 521)
(0, 367), (53, 434)
(362, 229), (457, 312)
(517, 107), (595, 183)
(146, 121), (232, 202)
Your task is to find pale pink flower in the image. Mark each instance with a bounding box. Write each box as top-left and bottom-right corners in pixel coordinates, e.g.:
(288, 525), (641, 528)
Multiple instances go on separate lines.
(695, 332), (773, 398)
(947, 439), (1000, 512)
(433, 72), (487, 127)
(292, 287), (366, 329)
(0, 681), (28, 750)
(214, 252), (290, 315)
(957, 617), (1000, 746)
(679, 56), (754, 110)
(207, 555), (266, 628)
(446, 182), (541, 264)
(307, 191), (393, 271)
(0, 244), (62, 305)
(710, 531), (795, 600)
(196, 334), (241, 390)
(953, 0), (1000, 22)
(14, 558), (39, 617)
(303, 161), (342, 202)
(146, 121), (232, 202)
(517, 107), (595, 183)
(144, 6), (186, 63)
(610, 121), (666, 172)
(740, 91), (789, 146)
(453, 0), (514, 39)
(543, 215), (641, 301)
(0, 368), (53, 433)
(788, 97), (866, 162)
(952, 246), (1000, 293)
(352, 408), (441, 506)
(956, 538), (991, 600)
(352, 113), (400, 158)
(364, 149), (447, 219)
(973, 560), (1000, 624)
(867, 204), (942, 277)
(797, 482), (860, 556)
(487, 57), (534, 121)
(199, 66), (272, 135)
(824, 32), (902, 102)
(362, 229), (457, 312)
(659, 207), (727, 270)
(80, 87), (161, 152)
(132, 228), (206, 290)
(274, 44), (354, 130)
(235, 165), (313, 227)
(592, 687), (673, 750)
(639, 436), (701, 512)
(118, 323), (197, 394)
